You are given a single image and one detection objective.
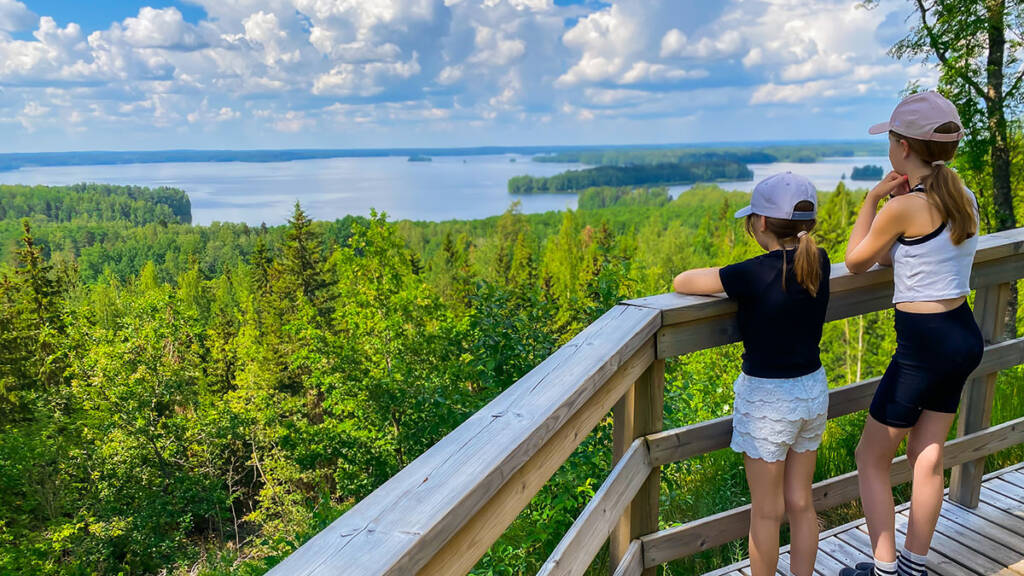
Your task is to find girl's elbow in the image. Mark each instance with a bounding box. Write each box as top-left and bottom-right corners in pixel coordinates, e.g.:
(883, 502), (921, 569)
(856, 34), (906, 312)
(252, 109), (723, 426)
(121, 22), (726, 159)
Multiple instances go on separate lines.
(844, 257), (868, 274)
(672, 273), (687, 293)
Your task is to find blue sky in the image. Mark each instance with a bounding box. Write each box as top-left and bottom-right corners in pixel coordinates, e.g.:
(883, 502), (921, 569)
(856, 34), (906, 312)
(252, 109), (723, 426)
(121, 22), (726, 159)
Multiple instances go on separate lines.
(0, 0), (932, 152)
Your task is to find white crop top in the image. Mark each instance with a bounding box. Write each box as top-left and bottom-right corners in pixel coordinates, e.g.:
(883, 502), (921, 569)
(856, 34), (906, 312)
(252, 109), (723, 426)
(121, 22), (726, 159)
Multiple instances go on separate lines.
(889, 186), (979, 304)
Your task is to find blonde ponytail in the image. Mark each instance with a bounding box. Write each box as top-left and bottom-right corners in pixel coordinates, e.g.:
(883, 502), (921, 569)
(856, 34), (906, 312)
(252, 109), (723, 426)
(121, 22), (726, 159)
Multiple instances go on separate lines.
(749, 199), (821, 296)
(794, 230), (821, 297)
(926, 163), (977, 245)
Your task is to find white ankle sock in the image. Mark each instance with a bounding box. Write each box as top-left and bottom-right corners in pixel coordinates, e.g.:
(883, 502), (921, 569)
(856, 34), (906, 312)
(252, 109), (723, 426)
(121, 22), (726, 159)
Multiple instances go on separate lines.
(873, 558), (897, 576)
(897, 548), (927, 575)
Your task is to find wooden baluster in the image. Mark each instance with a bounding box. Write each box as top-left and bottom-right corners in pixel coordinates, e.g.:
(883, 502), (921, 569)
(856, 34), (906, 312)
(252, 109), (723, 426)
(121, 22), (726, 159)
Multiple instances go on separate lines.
(609, 382), (635, 570)
(610, 359), (665, 576)
(949, 282), (1012, 507)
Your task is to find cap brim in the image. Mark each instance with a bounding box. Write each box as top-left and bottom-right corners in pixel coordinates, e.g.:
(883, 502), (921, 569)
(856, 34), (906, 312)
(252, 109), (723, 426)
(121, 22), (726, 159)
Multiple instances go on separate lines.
(868, 121), (890, 135)
(733, 205), (753, 219)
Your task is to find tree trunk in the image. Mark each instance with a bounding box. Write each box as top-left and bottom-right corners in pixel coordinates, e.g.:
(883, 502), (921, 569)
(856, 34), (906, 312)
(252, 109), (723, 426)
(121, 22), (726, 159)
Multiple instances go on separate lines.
(986, 0), (1019, 338)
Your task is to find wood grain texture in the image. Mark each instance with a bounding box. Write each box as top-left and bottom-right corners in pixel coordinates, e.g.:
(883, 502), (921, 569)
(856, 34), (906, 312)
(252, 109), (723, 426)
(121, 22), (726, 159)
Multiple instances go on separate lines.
(538, 439), (652, 576)
(421, 338), (656, 576)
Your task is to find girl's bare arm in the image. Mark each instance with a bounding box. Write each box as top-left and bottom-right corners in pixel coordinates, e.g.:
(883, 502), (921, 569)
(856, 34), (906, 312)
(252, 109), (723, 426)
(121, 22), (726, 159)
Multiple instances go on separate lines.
(673, 268), (724, 295)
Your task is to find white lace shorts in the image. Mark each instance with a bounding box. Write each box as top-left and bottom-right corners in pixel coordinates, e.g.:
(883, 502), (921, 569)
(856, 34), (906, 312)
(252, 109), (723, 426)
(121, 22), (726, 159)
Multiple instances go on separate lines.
(730, 366), (829, 463)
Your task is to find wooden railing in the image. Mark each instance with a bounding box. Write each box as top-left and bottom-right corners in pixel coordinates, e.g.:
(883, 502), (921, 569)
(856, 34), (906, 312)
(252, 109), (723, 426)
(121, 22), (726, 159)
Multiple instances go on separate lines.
(267, 227), (1024, 576)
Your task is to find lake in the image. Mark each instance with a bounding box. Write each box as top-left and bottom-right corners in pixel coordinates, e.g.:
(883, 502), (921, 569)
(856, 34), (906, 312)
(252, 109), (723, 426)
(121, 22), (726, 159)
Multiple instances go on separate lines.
(0, 154), (891, 225)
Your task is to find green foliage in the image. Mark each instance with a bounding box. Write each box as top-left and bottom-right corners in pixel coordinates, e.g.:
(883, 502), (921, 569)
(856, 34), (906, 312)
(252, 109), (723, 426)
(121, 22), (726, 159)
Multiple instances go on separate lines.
(0, 183), (191, 225)
(577, 186), (671, 210)
(849, 165), (884, 181)
(0, 179), (1020, 576)
(508, 161), (752, 194)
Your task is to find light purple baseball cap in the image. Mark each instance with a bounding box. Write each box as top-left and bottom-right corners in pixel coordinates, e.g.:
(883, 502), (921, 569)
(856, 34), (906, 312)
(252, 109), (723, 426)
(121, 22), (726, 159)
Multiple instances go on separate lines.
(868, 91), (964, 142)
(734, 172), (817, 220)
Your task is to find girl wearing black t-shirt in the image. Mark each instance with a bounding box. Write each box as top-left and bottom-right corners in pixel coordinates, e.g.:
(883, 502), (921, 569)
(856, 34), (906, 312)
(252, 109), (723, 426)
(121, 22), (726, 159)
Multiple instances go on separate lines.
(674, 172), (830, 576)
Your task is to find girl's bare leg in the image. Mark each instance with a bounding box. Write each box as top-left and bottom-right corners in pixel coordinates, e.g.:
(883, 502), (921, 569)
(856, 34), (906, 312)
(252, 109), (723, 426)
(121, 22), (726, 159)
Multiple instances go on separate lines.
(745, 454), (787, 576)
(904, 410), (956, 554)
(856, 415), (910, 563)
(784, 448), (819, 576)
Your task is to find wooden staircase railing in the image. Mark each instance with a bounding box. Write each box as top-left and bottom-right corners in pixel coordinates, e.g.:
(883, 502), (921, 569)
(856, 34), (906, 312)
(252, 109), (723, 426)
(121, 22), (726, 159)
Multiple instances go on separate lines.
(266, 227), (1024, 576)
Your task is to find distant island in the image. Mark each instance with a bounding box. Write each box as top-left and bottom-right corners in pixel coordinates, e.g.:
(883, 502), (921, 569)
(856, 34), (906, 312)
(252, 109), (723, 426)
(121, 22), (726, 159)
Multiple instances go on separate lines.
(508, 158), (753, 194)
(850, 164), (885, 180)
(408, 154), (433, 162)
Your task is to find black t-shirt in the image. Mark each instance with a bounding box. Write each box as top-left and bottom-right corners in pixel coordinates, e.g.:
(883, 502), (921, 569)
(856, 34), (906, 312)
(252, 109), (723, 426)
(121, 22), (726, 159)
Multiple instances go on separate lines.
(719, 248), (831, 378)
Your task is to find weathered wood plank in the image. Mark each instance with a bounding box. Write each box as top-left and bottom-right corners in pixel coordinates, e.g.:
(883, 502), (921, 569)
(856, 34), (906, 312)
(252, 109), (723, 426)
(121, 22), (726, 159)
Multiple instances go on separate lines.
(847, 523), (974, 576)
(610, 540), (644, 576)
(267, 303), (660, 576)
(816, 534), (872, 574)
(923, 510), (1024, 573)
(609, 382), (636, 570)
(810, 545), (850, 576)
(538, 439), (652, 576)
(957, 500), (1024, 538)
(891, 512), (1011, 575)
(950, 282), (1012, 507)
(986, 478), (1024, 504)
(642, 415), (1024, 567)
(647, 337), (1024, 467)
(980, 487), (1024, 526)
(422, 338), (657, 576)
(629, 361), (663, 576)
(1001, 470), (1024, 489)
(939, 502), (1024, 562)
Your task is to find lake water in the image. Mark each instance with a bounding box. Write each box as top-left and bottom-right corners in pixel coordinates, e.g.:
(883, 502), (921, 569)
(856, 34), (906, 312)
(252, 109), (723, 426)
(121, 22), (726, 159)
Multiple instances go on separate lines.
(0, 154), (891, 225)
(668, 155), (892, 197)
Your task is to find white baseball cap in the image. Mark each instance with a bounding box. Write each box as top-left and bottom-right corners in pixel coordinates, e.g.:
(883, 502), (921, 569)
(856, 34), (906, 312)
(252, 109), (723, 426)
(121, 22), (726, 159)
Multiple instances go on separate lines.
(868, 91), (964, 142)
(734, 172), (817, 220)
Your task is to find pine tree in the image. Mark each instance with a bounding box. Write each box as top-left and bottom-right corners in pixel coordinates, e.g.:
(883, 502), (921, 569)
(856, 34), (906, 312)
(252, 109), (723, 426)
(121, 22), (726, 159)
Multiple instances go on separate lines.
(251, 228), (273, 294)
(15, 219), (56, 325)
(279, 202), (328, 304)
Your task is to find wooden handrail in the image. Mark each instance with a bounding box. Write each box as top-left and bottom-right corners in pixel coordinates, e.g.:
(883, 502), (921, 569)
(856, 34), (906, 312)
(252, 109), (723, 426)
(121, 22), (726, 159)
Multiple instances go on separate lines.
(267, 227), (1024, 576)
(267, 305), (659, 576)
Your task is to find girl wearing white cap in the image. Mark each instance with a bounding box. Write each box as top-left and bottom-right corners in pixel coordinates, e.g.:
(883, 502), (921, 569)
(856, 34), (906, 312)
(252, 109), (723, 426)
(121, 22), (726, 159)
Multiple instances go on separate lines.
(674, 172), (831, 576)
(842, 91), (983, 576)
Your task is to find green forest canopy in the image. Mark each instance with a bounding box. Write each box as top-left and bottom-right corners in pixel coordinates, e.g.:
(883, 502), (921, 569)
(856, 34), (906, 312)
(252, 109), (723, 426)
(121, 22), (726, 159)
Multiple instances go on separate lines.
(0, 181), (1020, 576)
(508, 160), (753, 194)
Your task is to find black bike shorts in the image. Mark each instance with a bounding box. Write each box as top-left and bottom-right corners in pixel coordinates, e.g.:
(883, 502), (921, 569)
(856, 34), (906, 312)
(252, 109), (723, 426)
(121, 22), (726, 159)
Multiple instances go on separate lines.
(869, 301), (984, 428)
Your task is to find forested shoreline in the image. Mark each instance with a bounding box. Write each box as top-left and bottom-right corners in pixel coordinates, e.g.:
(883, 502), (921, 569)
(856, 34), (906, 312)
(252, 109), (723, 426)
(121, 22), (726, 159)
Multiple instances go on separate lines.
(508, 160), (753, 194)
(0, 181), (1021, 576)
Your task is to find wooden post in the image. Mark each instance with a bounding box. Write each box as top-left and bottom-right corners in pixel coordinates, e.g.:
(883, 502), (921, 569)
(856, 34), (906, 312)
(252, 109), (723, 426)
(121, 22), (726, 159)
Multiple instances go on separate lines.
(609, 360), (665, 575)
(609, 384), (635, 569)
(949, 282), (1011, 507)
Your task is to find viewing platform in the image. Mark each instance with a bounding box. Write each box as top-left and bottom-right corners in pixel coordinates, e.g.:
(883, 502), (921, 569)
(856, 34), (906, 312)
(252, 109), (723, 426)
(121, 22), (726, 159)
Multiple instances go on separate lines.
(705, 463), (1024, 576)
(267, 226), (1024, 576)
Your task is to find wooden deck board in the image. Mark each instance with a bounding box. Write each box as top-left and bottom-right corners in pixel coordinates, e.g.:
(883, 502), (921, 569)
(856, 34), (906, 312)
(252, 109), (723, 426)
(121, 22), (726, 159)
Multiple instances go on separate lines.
(699, 464), (1024, 576)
